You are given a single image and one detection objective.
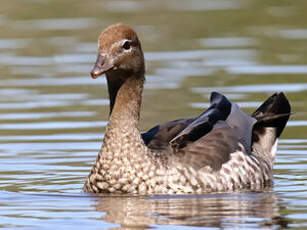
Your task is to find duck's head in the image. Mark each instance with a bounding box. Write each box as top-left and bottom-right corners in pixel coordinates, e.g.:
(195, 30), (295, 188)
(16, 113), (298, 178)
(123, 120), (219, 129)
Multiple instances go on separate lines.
(91, 24), (145, 79)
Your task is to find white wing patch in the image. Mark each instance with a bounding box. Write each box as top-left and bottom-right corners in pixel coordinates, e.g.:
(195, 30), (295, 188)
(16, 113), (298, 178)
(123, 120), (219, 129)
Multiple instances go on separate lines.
(270, 139), (278, 161)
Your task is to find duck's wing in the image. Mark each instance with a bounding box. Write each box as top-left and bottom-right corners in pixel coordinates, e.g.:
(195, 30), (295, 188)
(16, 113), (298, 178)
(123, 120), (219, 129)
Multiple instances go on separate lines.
(141, 92), (231, 150)
(169, 92), (257, 171)
(170, 92), (258, 152)
(251, 92), (291, 158)
(142, 92), (247, 151)
(171, 92), (290, 171)
(172, 120), (240, 171)
(142, 92), (290, 171)
(141, 118), (194, 150)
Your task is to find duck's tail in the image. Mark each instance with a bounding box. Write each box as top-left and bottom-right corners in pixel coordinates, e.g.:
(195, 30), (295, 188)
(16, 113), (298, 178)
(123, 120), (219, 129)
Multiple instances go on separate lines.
(251, 92), (291, 161)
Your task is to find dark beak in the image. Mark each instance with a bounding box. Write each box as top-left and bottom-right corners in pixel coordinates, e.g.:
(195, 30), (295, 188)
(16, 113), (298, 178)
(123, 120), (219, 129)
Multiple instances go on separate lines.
(90, 54), (114, 79)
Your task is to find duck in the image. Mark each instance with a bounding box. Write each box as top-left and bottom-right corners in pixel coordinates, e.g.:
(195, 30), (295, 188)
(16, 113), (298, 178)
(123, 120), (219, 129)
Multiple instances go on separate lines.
(83, 23), (291, 194)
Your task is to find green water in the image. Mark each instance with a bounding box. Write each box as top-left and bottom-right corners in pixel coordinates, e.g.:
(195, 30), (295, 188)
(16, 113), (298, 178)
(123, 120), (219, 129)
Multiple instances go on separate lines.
(0, 0), (306, 229)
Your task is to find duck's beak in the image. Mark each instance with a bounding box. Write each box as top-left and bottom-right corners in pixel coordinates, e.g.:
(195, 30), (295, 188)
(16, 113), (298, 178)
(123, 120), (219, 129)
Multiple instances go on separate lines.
(90, 53), (114, 79)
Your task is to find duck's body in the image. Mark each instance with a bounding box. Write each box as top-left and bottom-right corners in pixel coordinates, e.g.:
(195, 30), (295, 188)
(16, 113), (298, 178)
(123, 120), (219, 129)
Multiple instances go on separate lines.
(83, 24), (291, 194)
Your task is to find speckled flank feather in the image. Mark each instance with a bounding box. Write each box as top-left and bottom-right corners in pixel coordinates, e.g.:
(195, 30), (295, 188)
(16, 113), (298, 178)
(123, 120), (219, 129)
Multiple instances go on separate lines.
(84, 24), (291, 194)
(84, 138), (272, 194)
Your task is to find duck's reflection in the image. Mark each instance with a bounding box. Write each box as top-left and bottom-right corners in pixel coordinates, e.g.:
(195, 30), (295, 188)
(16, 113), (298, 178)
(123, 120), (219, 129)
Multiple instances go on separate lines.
(94, 191), (289, 229)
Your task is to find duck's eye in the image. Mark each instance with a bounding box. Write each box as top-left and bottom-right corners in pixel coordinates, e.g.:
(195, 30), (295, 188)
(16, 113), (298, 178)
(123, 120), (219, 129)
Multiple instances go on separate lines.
(123, 41), (131, 50)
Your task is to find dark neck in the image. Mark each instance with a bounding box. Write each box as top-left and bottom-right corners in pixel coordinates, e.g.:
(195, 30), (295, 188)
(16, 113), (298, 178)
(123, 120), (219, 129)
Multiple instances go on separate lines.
(106, 74), (145, 132)
(106, 76), (125, 115)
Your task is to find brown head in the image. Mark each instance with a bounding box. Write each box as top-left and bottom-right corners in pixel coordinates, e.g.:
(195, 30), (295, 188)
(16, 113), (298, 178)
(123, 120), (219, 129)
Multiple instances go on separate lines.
(91, 24), (145, 79)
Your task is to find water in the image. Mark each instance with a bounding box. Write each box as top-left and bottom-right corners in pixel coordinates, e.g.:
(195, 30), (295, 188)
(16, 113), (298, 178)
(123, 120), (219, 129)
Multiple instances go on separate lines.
(0, 0), (306, 229)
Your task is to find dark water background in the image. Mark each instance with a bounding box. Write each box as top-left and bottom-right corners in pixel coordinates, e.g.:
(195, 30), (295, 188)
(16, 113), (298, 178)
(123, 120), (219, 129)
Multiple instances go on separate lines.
(0, 0), (306, 229)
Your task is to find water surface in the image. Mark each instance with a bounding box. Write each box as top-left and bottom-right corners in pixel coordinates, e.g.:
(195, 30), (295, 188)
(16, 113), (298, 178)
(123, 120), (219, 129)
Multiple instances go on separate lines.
(0, 0), (306, 229)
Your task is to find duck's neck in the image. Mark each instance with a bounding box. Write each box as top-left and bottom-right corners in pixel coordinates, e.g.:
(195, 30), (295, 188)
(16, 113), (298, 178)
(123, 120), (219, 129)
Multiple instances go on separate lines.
(106, 76), (125, 115)
(105, 74), (144, 142)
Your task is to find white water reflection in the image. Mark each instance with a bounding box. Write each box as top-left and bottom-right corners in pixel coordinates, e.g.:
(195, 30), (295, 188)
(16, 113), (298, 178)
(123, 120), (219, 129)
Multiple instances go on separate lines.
(279, 139), (307, 144)
(146, 75), (183, 89)
(0, 192), (115, 229)
(0, 55), (52, 66)
(145, 49), (256, 61)
(53, 54), (94, 64)
(0, 93), (88, 102)
(0, 39), (30, 49)
(0, 133), (102, 141)
(0, 0), (306, 229)
(226, 65), (307, 74)
(279, 29), (307, 39)
(0, 88), (37, 96)
(203, 58), (257, 66)
(56, 64), (95, 74)
(0, 111), (96, 120)
(287, 121), (307, 127)
(0, 101), (72, 110)
(0, 142), (99, 152)
(192, 83), (307, 93)
(199, 37), (257, 47)
(166, 0), (241, 11)
(156, 67), (213, 77)
(0, 76), (106, 86)
(46, 36), (79, 46)
(105, 0), (241, 12)
(0, 121), (107, 130)
(13, 18), (97, 31)
(0, 101), (72, 109)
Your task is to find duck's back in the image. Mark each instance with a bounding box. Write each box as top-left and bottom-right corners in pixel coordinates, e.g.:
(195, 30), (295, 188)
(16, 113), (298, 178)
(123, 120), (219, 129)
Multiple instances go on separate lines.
(143, 92), (255, 162)
(141, 92), (290, 192)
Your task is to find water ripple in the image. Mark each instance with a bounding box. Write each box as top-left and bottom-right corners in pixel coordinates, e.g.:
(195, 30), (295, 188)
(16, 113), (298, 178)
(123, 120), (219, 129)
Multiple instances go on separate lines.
(12, 18), (97, 31)
(0, 1), (306, 229)
(145, 49), (256, 61)
(0, 38), (30, 49)
(0, 121), (107, 130)
(0, 112), (96, 120)
(199, 37), (258, 47)
(191, 83), (307, 93)
(0, 76), (106, 87)
(105, 0), (241, 12)
(226, 65), (307, 75)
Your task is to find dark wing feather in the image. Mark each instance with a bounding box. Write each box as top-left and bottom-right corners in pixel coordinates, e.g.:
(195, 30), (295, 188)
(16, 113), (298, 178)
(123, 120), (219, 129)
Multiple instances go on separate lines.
(170, 92), (231, 148)
(142, 92), (239, 171)
(142, 92), (291, 172)
(174, 121), (239, 171)
(141, 125), (160, 145)
(141, 118), (194, 150)
(252, 92), (291, 137)
(251, 92), (291, 156)
(141, 92), (231, 150)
